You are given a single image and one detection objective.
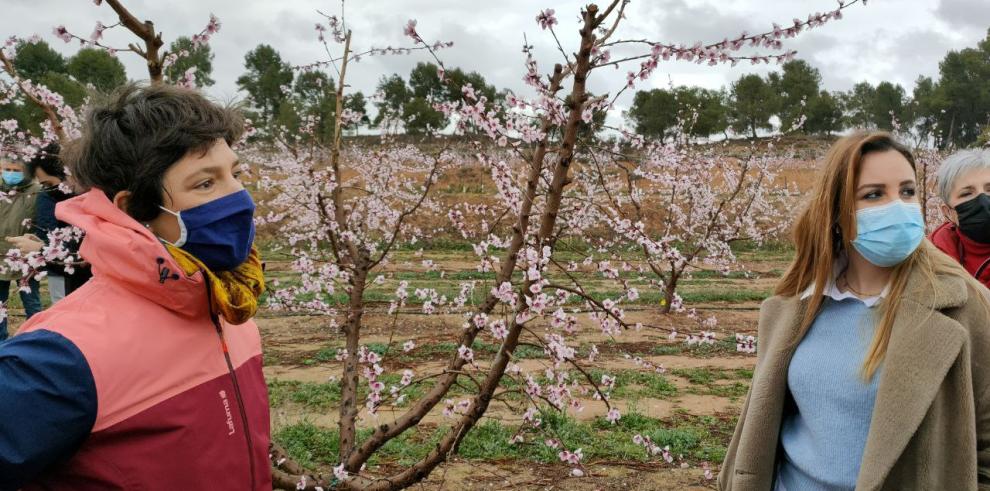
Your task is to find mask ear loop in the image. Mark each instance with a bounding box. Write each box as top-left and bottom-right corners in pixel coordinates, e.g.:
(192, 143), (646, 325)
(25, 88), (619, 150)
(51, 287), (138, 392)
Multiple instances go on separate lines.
(157, 206), (189, 247)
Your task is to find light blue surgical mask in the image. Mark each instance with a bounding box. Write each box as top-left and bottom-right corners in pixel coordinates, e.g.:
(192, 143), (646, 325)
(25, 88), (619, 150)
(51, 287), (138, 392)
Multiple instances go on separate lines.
(851, 200), (924, 267)
(2, 170), (24, 187)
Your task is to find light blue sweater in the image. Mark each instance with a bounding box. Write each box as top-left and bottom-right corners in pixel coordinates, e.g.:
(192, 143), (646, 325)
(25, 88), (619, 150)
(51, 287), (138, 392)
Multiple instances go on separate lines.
(775, 297), (881, 491)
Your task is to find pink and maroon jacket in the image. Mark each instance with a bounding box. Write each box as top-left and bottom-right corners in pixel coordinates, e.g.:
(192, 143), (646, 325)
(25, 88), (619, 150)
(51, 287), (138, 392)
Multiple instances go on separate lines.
(0, 189), (271, 490)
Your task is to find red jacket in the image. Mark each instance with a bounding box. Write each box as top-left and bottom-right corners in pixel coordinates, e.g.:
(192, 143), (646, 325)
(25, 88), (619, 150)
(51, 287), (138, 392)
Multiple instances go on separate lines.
(9, 189), (272, 489)
(930, 221), (990, 289)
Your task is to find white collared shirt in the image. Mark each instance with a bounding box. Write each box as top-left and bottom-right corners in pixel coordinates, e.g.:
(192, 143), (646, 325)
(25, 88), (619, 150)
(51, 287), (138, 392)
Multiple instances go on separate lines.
(799, 256), (889, 308)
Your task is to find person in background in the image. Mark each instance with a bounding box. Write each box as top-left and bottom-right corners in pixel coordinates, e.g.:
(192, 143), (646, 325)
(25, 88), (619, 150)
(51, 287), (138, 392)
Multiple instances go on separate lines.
(6, 144), (93, 304)
(0, 157), (42, 341)
(930, 149), (990, 288)
(720, 132), (990, 490)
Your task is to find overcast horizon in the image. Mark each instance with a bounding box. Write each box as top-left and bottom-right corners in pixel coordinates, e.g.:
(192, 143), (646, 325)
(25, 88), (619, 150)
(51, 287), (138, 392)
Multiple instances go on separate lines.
(3, 0), (989, 128)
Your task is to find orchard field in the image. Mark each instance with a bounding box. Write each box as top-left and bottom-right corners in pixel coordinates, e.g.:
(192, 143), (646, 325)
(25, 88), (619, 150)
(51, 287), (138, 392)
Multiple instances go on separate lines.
(255, 239), (784, 490)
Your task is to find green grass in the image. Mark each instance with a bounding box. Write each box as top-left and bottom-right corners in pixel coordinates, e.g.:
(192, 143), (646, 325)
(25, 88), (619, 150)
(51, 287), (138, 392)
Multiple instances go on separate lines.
(677, 289), (773, 304)
(275, 408), (736, 470)
(669, 368), (752, 399)
(651, 344), (683, 356)
(400, 340), (545, 361)
(701, 381), (749, 398)
(268, 380), (341, 410)
(586, 368), (679, 400)
(267, 271), (774, 308)
(729, 239), (793, 255)
(684, 336), (739, 357)
(275, 421), (346, 469)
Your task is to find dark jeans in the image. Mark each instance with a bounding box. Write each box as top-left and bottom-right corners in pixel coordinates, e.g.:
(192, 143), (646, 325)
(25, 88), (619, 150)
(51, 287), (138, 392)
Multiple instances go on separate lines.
(0, 278), (42, 341)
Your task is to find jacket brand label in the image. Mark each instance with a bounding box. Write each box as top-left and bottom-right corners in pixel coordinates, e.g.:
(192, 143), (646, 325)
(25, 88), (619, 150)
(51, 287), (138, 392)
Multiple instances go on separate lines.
(219, 390), (236, 436)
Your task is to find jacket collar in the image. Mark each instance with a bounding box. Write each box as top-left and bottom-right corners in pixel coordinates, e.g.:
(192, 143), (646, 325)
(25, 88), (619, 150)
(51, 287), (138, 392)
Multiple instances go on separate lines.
(55, 189), (209, 318)
(734, 264), (971, 488)
(1, 180), (41, 194)
(799, 254), (889, 308)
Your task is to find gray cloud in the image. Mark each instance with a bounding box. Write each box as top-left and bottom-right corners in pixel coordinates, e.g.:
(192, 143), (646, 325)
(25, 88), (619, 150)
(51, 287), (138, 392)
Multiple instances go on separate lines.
(1, 0), (985, 125)
(935, 0), (990, 32)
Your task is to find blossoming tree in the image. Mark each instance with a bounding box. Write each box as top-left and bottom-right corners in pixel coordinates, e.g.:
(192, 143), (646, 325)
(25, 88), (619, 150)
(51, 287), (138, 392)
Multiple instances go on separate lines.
(258, 1), (864, 489)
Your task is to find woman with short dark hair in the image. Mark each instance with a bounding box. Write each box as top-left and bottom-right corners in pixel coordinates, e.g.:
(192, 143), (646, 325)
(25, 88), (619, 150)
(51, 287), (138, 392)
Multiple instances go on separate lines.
(0, 83), (271, 490)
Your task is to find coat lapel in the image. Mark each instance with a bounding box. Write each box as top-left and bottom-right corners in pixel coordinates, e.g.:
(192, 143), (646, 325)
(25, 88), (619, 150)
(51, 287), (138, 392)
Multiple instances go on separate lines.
(855, 271), (969, 490)
(733, 295), (807, 486)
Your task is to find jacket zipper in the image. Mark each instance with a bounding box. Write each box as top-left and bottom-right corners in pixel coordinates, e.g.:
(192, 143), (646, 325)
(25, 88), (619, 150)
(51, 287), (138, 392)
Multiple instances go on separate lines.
(205, 283), (257, 489)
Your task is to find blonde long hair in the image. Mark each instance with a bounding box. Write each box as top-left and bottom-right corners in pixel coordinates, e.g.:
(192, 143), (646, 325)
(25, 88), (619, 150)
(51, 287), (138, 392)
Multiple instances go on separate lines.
(777, 131), (987, 379)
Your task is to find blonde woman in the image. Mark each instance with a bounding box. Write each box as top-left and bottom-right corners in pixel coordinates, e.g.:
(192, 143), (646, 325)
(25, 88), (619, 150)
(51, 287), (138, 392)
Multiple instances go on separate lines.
(719, 131), (990, 490)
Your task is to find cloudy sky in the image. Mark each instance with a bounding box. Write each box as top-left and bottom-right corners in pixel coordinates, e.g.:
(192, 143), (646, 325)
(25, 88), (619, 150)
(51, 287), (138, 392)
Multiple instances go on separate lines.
(3, 0), (989, 124)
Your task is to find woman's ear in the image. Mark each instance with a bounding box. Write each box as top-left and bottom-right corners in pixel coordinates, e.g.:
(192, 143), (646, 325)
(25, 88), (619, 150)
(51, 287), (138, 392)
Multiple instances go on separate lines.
(112, 190), (131, 214)
(941, 203), (958, 225)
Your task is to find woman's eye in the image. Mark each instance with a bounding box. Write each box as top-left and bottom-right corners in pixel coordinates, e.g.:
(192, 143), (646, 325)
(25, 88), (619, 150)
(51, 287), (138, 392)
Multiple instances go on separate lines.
(901, 188), (916, 197)
(197, 180), (214, 190)
(863, 191), (881, 200)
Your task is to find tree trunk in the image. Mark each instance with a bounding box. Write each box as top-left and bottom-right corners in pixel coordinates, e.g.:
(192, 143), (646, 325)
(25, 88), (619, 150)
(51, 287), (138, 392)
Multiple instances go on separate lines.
(340, 4), (608, 490)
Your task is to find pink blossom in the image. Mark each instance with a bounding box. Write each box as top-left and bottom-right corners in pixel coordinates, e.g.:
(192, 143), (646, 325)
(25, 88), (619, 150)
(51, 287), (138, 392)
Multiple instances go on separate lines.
(90, 22), (105, 43)
(403, 19), (421, 41)
(457, 345), (474, 363)
(206, 13), (221, 34)
(490, 321), (508, 340)
(535, 9), (557, 30)
(53, 26), (72, 43)
(558, 448), (583, 465)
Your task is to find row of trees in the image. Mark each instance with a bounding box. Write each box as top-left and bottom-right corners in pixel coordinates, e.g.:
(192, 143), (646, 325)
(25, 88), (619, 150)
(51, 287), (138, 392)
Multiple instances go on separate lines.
(236, 44), (369, 143)
(627, 28), (990, 148)
(10, 24), (985, 149)
(627, 60), (899, 140)
(1, 35), (214, 133)
(0, 41), (124, 132)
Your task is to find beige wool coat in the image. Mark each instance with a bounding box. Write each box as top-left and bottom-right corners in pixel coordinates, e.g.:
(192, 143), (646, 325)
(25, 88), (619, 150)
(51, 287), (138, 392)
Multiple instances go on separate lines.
(719, 268), (990, 490)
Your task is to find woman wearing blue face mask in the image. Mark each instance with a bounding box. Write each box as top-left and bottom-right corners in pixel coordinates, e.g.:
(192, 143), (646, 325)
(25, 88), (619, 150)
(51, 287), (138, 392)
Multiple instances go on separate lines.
(0, 158), (43, 340)
(0, 84), (271, 490)
(720, 131), (990, 490)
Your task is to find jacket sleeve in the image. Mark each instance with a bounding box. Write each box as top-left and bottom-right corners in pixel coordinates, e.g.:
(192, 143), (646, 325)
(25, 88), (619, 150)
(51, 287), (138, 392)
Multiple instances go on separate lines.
(962, 286), (990, 490)
(977, 373), (990, 490)
(32, 192), (58, 246)
(0, 329), (97, 491)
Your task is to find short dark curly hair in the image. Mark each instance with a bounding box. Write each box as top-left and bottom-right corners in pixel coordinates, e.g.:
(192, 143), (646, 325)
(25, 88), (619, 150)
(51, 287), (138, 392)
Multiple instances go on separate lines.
(63, 82), (244, 222)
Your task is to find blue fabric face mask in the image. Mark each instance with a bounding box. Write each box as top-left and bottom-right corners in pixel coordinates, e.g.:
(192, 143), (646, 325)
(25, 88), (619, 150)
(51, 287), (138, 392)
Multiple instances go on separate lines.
(2, 170), (24, 187)
(851, 200), (924, 267)
(159, 189), (256, 271)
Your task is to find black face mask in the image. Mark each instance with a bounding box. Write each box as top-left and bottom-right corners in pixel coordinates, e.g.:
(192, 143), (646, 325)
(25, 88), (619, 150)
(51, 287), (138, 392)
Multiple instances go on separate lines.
(955, 193), (990, 244)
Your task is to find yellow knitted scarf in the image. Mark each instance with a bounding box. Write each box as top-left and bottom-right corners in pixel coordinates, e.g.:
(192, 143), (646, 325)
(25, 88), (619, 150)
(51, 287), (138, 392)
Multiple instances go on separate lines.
(164, 245), (265, 325)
